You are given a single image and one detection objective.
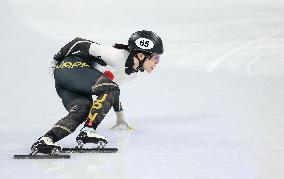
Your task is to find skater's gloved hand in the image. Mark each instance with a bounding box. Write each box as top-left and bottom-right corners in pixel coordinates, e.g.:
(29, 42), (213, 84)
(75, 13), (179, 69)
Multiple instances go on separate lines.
(111, 111), (132, 130)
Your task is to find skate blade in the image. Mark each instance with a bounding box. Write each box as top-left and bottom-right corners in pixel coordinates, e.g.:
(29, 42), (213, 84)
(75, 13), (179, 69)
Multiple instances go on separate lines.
(13, 154), (70, 159)
(62, 148), (118, 153)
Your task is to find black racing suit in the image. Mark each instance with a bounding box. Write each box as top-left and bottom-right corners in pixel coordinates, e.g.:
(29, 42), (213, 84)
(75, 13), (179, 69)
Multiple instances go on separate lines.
(44, 38), (123, 142)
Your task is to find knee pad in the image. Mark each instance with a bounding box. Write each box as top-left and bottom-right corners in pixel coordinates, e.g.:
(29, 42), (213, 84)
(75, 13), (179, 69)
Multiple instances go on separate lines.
(91, 75), (120, 96)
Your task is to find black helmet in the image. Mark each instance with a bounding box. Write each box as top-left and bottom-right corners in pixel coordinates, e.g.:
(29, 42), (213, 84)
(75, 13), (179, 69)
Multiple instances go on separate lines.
(128, 30), (164, 54)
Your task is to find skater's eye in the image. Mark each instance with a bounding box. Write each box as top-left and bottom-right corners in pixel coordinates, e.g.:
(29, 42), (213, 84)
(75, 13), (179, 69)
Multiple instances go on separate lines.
(150, 54), (160, 63)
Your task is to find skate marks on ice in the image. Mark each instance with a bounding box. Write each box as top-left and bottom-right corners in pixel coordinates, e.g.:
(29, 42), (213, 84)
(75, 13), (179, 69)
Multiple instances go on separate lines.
(206, 30), (284, 73)
(10, 146), (124, 178)
(246, 52), (267, 76)
(28, 153), (126, 178)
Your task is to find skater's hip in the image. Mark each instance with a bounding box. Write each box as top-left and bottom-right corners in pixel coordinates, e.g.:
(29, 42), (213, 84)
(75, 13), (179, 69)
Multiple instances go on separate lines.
(54, 66), (103, 95)
(55, 55), (94, 70)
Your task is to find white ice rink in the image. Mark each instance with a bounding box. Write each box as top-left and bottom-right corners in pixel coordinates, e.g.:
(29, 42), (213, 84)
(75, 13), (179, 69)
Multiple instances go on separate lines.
(1, 0), (284, 178)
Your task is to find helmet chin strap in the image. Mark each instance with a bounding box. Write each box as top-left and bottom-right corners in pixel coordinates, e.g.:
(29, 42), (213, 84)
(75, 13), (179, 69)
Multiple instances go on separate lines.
(134, 53), (149, 72)
(125, 51), (151, 74)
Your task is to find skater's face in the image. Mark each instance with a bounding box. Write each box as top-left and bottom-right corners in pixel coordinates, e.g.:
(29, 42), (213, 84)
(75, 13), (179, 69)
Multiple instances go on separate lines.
(133, 53), (160, 73)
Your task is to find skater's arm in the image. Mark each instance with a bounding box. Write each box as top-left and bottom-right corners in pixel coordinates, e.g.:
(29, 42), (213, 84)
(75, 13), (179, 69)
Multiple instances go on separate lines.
(113, 100), (123, 112)
(88, 43), (125, 67)
(111, 99), (132, 130)
(53, 37), (99, 61)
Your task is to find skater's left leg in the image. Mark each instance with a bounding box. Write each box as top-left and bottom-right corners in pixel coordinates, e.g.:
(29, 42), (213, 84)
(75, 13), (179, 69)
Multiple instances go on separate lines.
(85, 75), (120, 129)
(76, 75), (120, 146)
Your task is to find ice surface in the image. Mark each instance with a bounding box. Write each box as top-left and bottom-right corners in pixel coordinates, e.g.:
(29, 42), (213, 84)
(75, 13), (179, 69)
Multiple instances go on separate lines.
(1, 0), (284, 179)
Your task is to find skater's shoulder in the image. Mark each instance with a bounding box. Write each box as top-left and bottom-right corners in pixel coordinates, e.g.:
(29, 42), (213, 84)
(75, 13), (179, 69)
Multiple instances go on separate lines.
(69, 37), (100, 45)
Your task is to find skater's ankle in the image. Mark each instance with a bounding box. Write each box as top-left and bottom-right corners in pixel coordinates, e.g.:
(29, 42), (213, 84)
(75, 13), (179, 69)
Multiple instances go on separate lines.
(43, 131), (59, 143)
(81, 127), (96, 132)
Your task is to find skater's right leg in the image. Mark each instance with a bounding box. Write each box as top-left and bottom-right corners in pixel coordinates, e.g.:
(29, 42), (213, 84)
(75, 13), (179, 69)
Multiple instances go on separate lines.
(44, 86), (92, 142)
(43, 98), (92, 142)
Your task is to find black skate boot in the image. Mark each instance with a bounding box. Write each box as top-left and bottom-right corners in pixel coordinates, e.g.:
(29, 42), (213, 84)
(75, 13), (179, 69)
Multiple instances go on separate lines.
(76, 127), (108, 148)
(31, 137), (62, 155)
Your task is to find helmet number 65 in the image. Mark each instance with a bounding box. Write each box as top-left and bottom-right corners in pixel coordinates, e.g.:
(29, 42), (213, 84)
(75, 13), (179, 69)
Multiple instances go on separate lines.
(135, 38), (154, 50)
(140, 40), (149, 47)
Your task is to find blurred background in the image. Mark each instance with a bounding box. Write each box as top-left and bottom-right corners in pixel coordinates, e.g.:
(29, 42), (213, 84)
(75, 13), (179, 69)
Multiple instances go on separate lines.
(1, 0), (284, 179)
